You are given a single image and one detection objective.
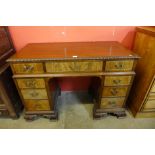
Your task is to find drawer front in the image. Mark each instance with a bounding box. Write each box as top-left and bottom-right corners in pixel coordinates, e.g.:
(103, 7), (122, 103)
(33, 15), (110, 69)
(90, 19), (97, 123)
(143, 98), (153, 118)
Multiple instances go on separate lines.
(150, 81), (155, 92)
(21, 89), (48, 99)
(105, 60), (134, 72)
(0, 109), (9, 116)
(104, 75), (132, 86)
(144, 100), (155, 109)
(100, 97), (125, 109)
(45, 61), (103, 73)
(102, 87), (128, 97)
(25, 100), (50, 111)
(16, 78), (45, 89)
(12, 63), (44, 74)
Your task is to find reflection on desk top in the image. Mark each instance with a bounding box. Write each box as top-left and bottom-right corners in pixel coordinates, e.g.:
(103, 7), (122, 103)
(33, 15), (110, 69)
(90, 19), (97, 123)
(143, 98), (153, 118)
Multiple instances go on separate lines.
(7, 41), (140, 62)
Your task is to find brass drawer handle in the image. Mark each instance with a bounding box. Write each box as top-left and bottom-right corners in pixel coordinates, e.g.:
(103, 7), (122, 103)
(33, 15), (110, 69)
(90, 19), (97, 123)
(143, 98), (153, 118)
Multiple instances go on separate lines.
(23, 65), (34, 72)
(113, 79), (121, 84)
(110, 88), (118, 96)
(30, 91), (39, 97)
(0, 111), (2, 115)
(24, 80), (36, 87)
(114, 63), (123, 69)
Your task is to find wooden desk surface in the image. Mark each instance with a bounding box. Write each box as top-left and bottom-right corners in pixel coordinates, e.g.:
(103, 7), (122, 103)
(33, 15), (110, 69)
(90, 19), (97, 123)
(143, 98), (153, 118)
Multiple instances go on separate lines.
(7, 41), (139, 62)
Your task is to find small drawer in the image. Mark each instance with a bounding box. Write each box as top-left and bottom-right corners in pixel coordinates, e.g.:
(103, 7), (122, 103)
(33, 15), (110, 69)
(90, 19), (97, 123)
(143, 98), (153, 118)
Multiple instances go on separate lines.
(24, 100), (50, 111)
(104, 75), (132, 86)
(45, 61), (103, 73)
(144, 99), (155, 109)
(100, 97), (125, 109)
(100, 97), (125, 108)
(12, 63), (44, 74)
(21, 89), (48, 99)
(105, 60), (134, 72)
(0, 109), (9, 116)
(102, 87), (128, 97)
(16, 78), (45, 89)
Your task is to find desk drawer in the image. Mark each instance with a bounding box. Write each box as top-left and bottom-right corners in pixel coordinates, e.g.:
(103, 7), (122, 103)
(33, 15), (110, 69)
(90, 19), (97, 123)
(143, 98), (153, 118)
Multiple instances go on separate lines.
(100, 97), (125, 109)
(105, 60), (134, 72)
(144, 100), (155, 109)
(16, 78), (45, 89)
(12, 63), (44, 74)
(21, 89), (48, 99)
(45, 61), (103, 73)
(102, 87), (128, 97)
(25, 100), (50, 111)
(104, 75), (132, 86)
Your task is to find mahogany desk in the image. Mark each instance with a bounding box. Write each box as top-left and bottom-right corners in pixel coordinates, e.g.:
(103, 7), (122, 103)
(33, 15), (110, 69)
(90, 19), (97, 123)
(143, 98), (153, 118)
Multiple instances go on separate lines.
(7, 42), (140, 121)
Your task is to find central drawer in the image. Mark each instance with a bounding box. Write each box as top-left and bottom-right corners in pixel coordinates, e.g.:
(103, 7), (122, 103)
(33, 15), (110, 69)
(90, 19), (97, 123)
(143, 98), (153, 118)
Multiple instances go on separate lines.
(102, 87), (128, 97)
(100, 97), (125, 109)
(45, 60), (103, 73)
(104, 75), (132, 86)
(21, 89), (48, 99)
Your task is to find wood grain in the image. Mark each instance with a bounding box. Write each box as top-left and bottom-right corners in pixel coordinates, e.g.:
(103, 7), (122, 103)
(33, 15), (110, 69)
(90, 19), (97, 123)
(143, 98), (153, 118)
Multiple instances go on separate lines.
(45, 60), (103, 73)
(100, 97), (125, 109)
(24, 100), (50, 111)
(105, 60), (134, 72)
(104, 75), (132, 86)
(12, 63), (44, 74)
(7, 42), (139, 62)
(21, 89), (48, 99)
(128, 27), (155, 117)
(102, 87), (128, 97)
(16, 78), (45, 88)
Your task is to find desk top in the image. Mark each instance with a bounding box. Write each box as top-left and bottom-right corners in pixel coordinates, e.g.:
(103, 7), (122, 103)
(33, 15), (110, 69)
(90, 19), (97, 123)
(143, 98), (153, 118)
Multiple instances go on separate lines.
(7, 41), (139, 62)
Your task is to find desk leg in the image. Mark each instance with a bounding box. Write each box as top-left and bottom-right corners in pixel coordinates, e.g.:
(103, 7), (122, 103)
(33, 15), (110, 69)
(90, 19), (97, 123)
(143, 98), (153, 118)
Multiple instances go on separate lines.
(45, 77), (60, 121)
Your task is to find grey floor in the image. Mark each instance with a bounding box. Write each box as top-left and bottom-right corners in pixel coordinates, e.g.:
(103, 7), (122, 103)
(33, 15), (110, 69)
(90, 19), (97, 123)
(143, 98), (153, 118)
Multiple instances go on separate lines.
(0, 92), (155, 129)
